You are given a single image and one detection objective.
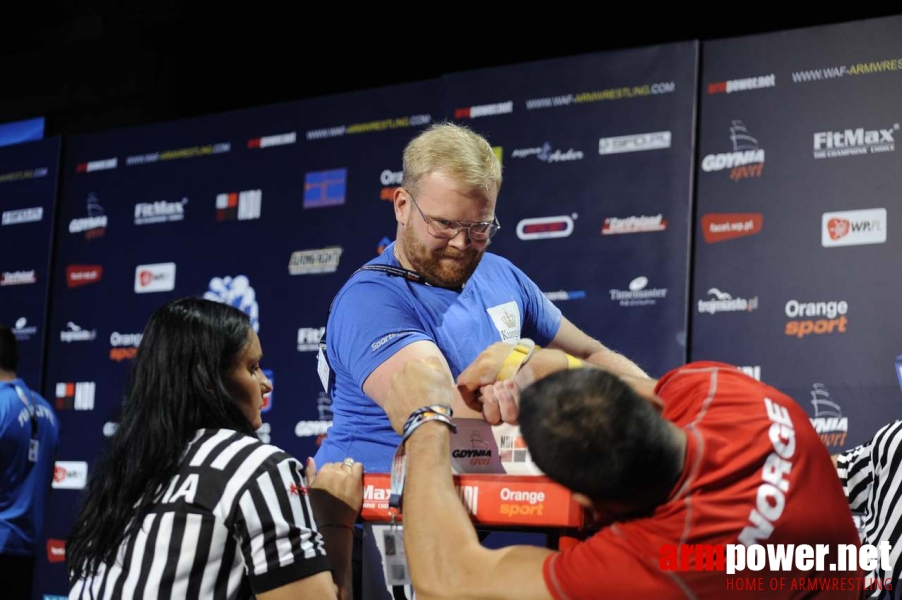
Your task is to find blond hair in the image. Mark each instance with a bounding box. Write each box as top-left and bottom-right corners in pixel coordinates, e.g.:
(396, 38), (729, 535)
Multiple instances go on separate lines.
(402, 122), (502, 195)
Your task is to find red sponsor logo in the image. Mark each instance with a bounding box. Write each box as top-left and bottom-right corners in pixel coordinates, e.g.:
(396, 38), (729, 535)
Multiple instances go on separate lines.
(139, 270), (153, 287)
(708, 82), (728, 94)
(53, 464), (66, 483)
(47, 539), (66, 563)
(66, 265), (103, 288)
(75, 163), (87, 173)
(826, 218), (850, 240)
(289, 483), (308, 496)
(247, 138), (261, 149)
(701, 213), (763, 243)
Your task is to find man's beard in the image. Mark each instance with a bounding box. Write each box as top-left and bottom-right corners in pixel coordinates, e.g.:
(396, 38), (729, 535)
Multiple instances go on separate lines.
(400, 225), (486, 288)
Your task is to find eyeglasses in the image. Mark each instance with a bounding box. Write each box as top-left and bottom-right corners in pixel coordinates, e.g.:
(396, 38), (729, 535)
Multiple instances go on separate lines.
(405, 189), (501, 241)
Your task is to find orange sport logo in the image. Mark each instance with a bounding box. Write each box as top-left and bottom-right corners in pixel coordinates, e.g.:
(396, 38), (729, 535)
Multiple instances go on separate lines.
(784, 299), (848, 338)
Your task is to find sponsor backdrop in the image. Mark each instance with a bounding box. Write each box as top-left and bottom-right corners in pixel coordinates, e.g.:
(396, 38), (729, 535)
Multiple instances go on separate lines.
(33, 41), (698, 595)
(31, 13), (902, 594)
(443, 41), (698, 377)
(0, 137), (60, 390)
(36, 83), (440, 596)
(692, 16), (902, 456)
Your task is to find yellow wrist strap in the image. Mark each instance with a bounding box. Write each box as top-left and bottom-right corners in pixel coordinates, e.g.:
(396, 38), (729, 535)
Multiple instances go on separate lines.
(565, 353), (584, 369)
(497, 339), (537, 381)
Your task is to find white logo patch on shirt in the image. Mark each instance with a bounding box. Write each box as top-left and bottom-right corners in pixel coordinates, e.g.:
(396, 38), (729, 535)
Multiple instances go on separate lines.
(486, 302), (521, 343)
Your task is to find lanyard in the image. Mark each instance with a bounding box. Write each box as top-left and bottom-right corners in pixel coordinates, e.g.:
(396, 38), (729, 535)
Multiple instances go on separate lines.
(321, 263), (462, 357)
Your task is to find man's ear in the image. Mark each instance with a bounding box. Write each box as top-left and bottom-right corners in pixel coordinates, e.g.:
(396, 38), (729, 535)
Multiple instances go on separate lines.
(393, 188), (409, 224)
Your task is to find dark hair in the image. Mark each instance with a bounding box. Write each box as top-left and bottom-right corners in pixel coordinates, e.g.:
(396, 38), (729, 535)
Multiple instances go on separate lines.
(0, 324), (19, 372)
(66, 297), (256, 580)
(518, 369), (682, 506)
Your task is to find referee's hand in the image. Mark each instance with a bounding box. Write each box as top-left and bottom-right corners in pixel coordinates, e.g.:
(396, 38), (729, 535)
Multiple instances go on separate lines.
(307, 457), (363, 529)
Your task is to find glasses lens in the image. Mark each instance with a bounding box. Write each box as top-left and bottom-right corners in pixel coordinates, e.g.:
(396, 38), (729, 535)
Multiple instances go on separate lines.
(428, 221), (458, 239)
(472, 223), (500, 240)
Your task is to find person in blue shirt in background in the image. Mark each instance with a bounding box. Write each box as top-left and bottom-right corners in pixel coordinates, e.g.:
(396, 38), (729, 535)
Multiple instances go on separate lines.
(0, 323), (60, 600)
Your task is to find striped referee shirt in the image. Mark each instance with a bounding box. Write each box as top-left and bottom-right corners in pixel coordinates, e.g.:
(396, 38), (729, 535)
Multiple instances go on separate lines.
(836, 420), (902, 599)
(69, 428), (330, 599)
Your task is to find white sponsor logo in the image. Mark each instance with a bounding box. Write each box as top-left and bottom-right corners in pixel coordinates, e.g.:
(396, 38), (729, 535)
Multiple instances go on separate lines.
(110, 332), (143, 347)
(599, 131), (671, 155)
(69, 193), (107, 237)
(55, 382), (96, 411)
(257, 132), (296, 148)
(134, 198), (188, 225)
(204, 275), (259, 333)
(697, 288), (759, 314)
(609, 276), (668, 307)
(813, 123), (898, 159)
(295, 421), (333, 438)
(12, 317), (37, 340)
(516, 216), (574, 240)
(134, 263), (176, 293)
(511, 142), (584, 162)
(298, 327), (325, 352)
(2, 207), (43, 225)
(822, 208), (887, 247)
(0, 270), (37, 286)
(60, 322), (97, 343)
(709, 74), (776, 94)
(80, 158), (117, 172)
(69, 215), (108, 233)
(601, 214), (667, 234)
(486, 302), (521, 343)
(289, 247), (343, 275)
(457, 101), (513, 119)
(103, 422), (119, 437)
(809, 383), (848, 448)
(785, 299), (848, 319)
(701, 121), (765, 176)
(216, 190), (262, 221)
(381, 170), (403, 185)
(739, 366), (761, 381)
(52, 461), (89, 489)
(543, 290), (587, 301)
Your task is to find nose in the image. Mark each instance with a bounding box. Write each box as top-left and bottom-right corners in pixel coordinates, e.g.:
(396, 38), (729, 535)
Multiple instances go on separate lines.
(446, 227), (471, 250)
(261, 374), (274, 394)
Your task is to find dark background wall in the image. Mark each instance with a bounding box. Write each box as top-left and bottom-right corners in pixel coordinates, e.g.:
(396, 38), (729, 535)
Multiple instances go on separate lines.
(2, 5), (899, 136)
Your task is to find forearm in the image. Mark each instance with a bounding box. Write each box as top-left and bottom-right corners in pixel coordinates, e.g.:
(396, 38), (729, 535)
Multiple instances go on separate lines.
(584, 346), (649, 379)
(318, 527), (354, 600)
(404, 422), (482, 598)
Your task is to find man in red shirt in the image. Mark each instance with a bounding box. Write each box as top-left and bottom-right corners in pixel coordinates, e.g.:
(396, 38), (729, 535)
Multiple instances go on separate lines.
(383, 343), (865, 599)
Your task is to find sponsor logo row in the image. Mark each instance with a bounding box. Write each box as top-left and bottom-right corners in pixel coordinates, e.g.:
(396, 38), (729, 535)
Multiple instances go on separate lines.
(712, 59), (902, 91)
(510, 208), (884, 249)
(702, 120), (897, 183)
(700, 208), (886, 248)
(698, 290), (850, 339)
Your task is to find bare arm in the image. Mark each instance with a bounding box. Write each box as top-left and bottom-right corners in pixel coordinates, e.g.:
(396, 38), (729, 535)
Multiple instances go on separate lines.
(386, 360), (554, 600)
(363, 340), (482, 419)
(547, 316), (649, 379)
(257, 572), (342, 600)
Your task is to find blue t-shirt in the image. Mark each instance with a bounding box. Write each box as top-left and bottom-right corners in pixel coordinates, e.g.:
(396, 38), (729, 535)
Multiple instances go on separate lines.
(314, 243), (562, 473)
(0, 379), (60, 556)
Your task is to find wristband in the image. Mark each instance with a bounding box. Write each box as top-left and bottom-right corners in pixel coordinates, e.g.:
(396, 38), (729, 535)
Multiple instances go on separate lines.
(497, 338), (537, 381)
(565, 353), (584, 369)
